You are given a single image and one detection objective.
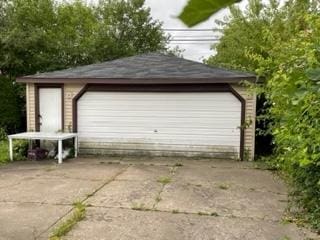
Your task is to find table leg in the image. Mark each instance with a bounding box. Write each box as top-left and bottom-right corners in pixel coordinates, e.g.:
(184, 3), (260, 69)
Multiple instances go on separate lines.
(74, 136), (78, 158)
(9, 138), (13, 161)
(58, 139), (63, 164)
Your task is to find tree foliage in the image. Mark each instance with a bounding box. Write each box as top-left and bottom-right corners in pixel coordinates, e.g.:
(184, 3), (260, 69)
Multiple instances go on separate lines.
(208, 0), (320, 230)
(0, 0), (168, 77)
(0, 0), (168, 134)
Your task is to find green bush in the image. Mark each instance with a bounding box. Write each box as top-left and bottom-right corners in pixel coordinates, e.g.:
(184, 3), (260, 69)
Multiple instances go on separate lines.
(0, 141), (9, 164)
(207, 0), (320, 231)
(13, 140), (29, 160)
(0, 128), (7, 141)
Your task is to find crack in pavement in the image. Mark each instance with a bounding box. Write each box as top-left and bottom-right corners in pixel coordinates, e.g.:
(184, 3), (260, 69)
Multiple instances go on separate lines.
(35, 165), (130, 239)
(0, 200), (72, 206)
(153, 166), (179, 209)
(84, 205), (284, 224)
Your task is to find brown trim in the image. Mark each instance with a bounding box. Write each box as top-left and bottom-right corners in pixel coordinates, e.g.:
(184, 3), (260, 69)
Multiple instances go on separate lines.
(35, 84), (64, 132)
(72, 83), (246, 160)
(228, 85), (246, 161)
(17, 77), (256, 84)
(72, 84), (89, 133)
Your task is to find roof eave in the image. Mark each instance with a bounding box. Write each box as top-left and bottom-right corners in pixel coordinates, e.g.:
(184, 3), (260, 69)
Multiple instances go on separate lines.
(16, 77), (257, 84)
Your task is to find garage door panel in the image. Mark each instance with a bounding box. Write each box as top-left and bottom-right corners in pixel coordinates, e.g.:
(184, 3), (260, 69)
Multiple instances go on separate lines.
(80, 141), (239, 153)
(78, 127), (240, 135)
(78, 112), (241, 119)
(78, 92), (241, 158)
(79, 134), (240, 144)
(79, 117), (241, 124)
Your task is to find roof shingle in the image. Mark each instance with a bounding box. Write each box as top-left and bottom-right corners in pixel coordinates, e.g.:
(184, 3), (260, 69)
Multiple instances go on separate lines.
(18, 53), (256, 83)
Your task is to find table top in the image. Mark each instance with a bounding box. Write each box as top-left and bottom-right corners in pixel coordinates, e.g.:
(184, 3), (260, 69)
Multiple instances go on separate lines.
(8, 132), (77, 140)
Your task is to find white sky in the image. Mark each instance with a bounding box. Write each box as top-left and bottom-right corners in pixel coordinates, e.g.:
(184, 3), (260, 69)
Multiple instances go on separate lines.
(66, 0), (271, 62)
(144, 0), (251, 62)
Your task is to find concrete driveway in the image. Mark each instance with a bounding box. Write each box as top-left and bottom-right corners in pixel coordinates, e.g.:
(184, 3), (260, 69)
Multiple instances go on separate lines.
(0, 157), (317, 240)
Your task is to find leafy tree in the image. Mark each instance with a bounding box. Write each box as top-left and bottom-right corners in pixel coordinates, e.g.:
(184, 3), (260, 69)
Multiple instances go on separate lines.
(207, 0), (320, 230)
(0, 0), (57, 76)
(52, 1), (99, 68)
(0, 0), (168, 134)
(93, 0), (167, 61)
(0, 0), (168, 77)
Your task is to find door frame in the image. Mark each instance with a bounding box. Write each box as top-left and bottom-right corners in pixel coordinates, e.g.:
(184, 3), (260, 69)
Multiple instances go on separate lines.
(35, 84), (64, 132)
(72, 83), (246, 160)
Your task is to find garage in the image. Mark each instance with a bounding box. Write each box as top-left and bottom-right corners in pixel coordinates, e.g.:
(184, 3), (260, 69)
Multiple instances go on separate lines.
(18, 53), (256, 160)
(77, 89), (242, 158)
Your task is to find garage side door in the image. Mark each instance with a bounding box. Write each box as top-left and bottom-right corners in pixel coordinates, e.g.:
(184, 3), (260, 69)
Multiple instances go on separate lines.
(77, 92), (242, 159)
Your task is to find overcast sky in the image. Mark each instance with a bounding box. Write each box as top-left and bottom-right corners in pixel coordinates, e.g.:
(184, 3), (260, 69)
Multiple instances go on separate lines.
(144, 0), (250, 62)
(74, 0), (257, 62)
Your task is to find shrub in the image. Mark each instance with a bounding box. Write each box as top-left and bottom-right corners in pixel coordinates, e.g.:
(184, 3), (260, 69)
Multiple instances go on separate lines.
(13, 140), (29, 160)
(207, 0), (320, 230)
(0, 128), (7, 141)
(0, 141), (9, 164)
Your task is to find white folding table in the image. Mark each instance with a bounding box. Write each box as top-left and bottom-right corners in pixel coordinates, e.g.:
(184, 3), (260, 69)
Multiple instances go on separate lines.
(8, 132), (78, 164)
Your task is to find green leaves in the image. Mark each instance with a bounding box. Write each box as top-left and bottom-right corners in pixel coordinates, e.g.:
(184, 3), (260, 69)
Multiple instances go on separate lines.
(306, 68), (320, 82)
(205, 0), (320, 230)
(0, 0), (168, 77)
(178, 0), (241, 27)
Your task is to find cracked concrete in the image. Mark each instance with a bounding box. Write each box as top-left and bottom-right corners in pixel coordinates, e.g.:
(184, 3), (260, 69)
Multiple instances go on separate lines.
(0, 157), (317, 240)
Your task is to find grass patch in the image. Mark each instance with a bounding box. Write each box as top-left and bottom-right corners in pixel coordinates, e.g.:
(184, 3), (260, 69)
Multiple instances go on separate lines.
(210, 212), (219, 217)
(218, 183), (230, 190)
(50, 201), (86, 240)
(157, 176), (171, 185)
(0, 141), (9, 165)
(131, 203), (150, 211)
(174, 162), (183, 167)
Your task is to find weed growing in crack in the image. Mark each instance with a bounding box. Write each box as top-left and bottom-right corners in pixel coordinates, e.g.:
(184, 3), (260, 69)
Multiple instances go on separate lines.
(174, 162), (183, 167)
(131, 203), (150, 211)
(198, 211), (209, 216)
(210, 212), (219, 217)
(157, 176), (171, 185)
(169, 167), (177, 175)
(155, 196), (162, 203)
(172, 209), (179, 214)
(50, 201), (86, 240)
(218, 183), (230, 190)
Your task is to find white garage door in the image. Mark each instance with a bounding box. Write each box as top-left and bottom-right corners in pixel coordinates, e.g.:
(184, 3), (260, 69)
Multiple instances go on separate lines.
(78, 92), (242, 158)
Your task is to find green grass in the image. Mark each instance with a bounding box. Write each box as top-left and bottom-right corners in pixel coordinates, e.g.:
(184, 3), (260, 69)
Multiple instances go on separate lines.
(0, 141), (9, 164)
(50, 201), (86, 240)
(218, 183), (230, 190)
(157, 176), (172, 185)
(131, 203), (150, 211)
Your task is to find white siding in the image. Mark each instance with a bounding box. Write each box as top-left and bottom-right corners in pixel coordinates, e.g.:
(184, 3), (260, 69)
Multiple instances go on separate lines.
(78, 92), (241, 158)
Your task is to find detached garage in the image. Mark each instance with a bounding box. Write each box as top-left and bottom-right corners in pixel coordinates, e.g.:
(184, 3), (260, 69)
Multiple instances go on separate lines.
(17, 53), (257, 160)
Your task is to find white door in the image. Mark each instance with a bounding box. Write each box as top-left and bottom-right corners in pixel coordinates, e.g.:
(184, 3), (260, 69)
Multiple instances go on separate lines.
(39, 88), (62, 132)
(78, 92), (241, 158)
